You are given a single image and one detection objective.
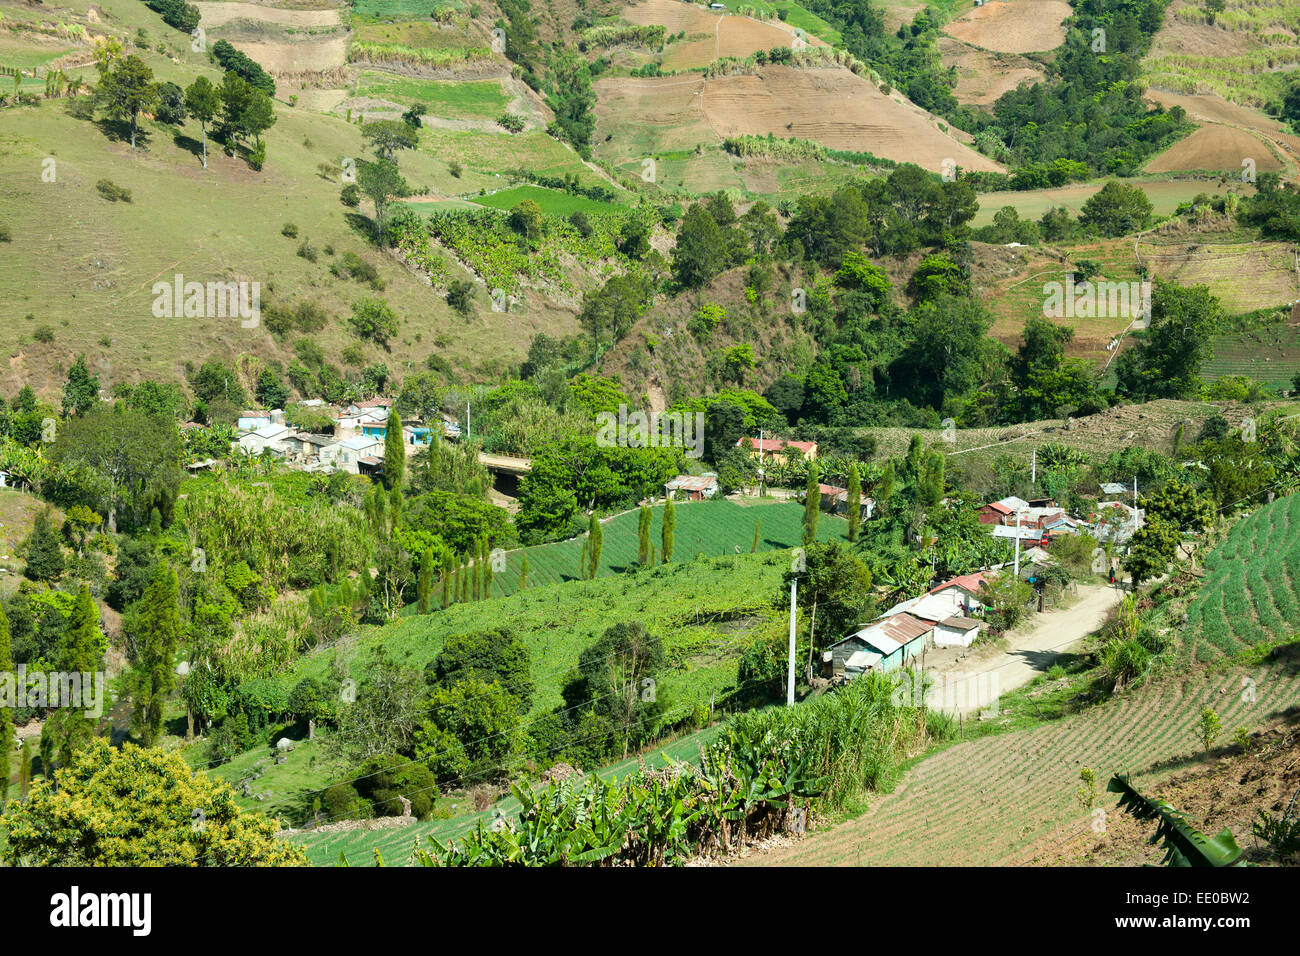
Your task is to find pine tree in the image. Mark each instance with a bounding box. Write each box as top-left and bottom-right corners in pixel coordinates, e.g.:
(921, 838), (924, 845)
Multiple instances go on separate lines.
(519, 552), (529, 590)
(637, 505), (652, 567)
(588, 513), (602, 580)
(802, 464), (820, 547)
(383, 409), (406, 491)
(846, 462), (861, 543)
(662, 497), (676, 564)
(23, 508), (64, 583)
(0, 605), (12, 806)
(417, 548), (433, 613)
(128, 564), (183, 747)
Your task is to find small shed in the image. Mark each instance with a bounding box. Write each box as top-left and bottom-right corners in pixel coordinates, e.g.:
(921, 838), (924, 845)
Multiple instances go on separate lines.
(934, 616), (981, 647)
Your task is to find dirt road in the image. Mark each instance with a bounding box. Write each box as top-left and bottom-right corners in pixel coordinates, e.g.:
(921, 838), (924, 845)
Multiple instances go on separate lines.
(932, 584), (1124, 712)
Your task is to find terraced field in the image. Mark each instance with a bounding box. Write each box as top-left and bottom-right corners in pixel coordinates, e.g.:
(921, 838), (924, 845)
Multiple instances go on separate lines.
(1184, 494), (1300, 663)
(748, 662), (1300, 865)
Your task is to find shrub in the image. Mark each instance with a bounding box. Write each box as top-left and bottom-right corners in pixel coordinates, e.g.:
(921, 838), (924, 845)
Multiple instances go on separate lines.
(282, 223), (299, 238)
(446, 280), (474, 316)
(497, 113), (525, 134)
(340, 183), (361, 207)
(96, 179), (132, 202)
(296, 239), (318, 262)
(33, 325), (55, 344)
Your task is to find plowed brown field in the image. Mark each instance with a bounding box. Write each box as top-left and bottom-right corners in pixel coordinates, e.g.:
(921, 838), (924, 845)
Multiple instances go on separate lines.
(943, 0), (1071, 55)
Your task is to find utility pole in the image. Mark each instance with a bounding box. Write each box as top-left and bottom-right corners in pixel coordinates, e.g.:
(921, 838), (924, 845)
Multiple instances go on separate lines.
(1013, 508), (1025, 578)
(1031, 447), (1036, 487)
(758, 429), (765, 497)
(787, 576), (797, 706)
(466, 400), (471, 442)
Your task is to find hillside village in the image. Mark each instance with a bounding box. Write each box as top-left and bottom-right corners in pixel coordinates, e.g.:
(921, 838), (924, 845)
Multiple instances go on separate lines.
(0, 0), (1298, 888)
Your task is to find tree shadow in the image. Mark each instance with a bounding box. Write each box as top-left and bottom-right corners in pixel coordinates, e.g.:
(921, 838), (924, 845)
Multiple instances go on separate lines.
(343, 211), (379, 244)
(93, 116), (147, 149)
(172, 130), (204, 164)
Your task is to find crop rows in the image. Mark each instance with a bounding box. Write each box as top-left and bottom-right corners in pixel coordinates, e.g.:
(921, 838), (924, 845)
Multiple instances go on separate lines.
(752, 664), (1300, 866)
(1185, 494), (1300, 662)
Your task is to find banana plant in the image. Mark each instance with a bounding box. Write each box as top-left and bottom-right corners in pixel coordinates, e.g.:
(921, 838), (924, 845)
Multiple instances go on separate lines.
(1108, 774), (1244, 867)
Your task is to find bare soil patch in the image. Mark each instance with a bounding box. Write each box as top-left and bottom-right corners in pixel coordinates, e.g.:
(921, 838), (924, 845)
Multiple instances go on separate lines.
(699, 65), (1003, 173)
(943, 0), (1071, 54)
(194, 1), (341, 27)
(938, 35), (1044, 106)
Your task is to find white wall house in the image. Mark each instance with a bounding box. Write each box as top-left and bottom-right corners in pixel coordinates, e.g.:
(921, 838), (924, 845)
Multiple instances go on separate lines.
(319, 435), (384, 474)
(238, 423), (291, 455)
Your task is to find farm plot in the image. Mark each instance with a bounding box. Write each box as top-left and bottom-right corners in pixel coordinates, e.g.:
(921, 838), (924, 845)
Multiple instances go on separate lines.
(1138, 237), (1299, 315)
(1203, 321), (1300, 390)
(942, 0), (1071, 55)
(489, 499), (850, 596)
(938, 35), (1044, 107)
(699, 66), (1002, 173)
(746, 663), (1300, 866)
(471, 184), (625, 216)
(1184, 494), (1300, 663)
(355, 73), (509, 119)
(193, 2), (341, 27)
(1144, 124), (1283, 175)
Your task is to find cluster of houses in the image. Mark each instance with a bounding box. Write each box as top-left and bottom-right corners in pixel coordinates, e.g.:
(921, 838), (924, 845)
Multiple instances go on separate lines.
(229, 398), (460, 475)
(978, 490), (1144, 545)
(825, 572), (990, 678)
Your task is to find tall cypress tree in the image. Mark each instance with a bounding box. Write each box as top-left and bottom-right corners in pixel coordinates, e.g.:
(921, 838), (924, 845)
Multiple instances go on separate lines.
(662, 497), (676, 564)
(383, 409), (406, 491)
(0, 605), (12, 806)
(417, 547), (433, 613)
(637, 505), (652, 567)
(128, 563), (183, 747)
(48, 585), (104, 767)
(519, 552), (529, 590)
(588, 514), (602, 580)
(441, 552), (454, 608)
(751, 517), (762, 553)
(846, 462), (861, 543)
(482, 537), (494, 599)
(802, 464), (820, 547)
(19, 738), (32, 798)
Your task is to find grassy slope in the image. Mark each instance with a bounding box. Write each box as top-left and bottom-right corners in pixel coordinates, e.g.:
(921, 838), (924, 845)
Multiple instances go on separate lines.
(0, 0), (612, 398)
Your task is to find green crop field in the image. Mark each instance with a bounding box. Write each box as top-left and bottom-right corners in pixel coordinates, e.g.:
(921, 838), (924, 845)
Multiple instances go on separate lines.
(1184, 494), (1300, 663)
(1204, 322), (1300, 389)
(488, 499), (849, 596)
(356, 72), (509, 119)
(972, 179), (1244, 227)
(352, 0), (464, 20)
(471, 183), (625, 216)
